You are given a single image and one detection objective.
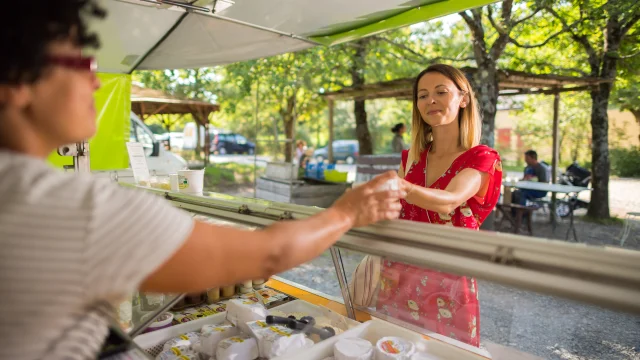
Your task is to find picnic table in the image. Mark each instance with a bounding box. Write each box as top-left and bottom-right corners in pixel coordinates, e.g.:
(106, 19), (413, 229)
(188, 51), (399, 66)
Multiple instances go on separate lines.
(503, 181), (591, 241)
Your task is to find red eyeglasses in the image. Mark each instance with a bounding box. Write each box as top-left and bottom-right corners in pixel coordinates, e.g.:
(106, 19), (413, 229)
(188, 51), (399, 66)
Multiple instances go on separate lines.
(46, 55), (97, 72)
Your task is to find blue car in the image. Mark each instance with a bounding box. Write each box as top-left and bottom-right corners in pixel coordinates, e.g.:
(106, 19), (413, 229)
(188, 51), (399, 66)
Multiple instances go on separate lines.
(211, 133), (255, 155)
(313, 140), (359, 164)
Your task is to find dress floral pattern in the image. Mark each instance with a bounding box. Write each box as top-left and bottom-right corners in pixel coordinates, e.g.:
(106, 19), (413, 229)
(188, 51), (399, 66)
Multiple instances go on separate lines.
(376, 144), (502, 347)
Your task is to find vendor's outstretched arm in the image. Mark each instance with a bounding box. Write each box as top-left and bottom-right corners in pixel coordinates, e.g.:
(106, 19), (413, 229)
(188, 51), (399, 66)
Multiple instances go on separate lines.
(141, 171), (405, 293)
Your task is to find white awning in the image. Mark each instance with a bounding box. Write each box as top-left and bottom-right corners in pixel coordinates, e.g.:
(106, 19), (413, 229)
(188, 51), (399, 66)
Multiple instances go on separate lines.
(92, 0), (498, 73)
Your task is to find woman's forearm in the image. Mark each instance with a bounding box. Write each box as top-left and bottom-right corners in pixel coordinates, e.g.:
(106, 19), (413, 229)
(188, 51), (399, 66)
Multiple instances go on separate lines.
(405, 186), (460, 214)
(402, 168), (485, 214)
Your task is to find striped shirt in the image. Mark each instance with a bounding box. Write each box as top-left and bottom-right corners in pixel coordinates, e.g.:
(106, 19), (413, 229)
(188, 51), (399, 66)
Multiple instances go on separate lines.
(0, 151), (194, 359)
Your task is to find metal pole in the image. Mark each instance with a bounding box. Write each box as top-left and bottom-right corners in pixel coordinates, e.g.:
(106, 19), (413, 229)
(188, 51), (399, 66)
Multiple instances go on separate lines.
(328, 99), (334, 164)
(329, 247), (356, 319)
(551, 91), (560, 227)
(254, 79), (259, 198)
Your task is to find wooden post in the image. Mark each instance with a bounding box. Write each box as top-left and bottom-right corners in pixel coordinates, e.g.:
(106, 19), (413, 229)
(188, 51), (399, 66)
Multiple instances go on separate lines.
(551, 91), (560, 226)
(328, 99), (334, 163)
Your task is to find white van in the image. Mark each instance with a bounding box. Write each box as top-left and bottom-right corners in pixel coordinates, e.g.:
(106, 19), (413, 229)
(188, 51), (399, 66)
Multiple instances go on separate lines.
(129, 112), (188, 175)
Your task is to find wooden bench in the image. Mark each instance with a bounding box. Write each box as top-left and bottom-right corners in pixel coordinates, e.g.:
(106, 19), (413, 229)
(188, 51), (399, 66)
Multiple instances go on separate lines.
(495, 203), (538, 235)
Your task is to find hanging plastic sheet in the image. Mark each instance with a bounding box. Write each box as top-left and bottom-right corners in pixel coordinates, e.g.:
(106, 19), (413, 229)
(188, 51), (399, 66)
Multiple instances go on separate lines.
(48, 73), (131, 170)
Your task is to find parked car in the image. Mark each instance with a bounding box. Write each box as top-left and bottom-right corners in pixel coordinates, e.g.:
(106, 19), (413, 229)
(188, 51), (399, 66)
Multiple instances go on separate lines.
(211, 133), (256, 155)
(313, 140), (359, 164)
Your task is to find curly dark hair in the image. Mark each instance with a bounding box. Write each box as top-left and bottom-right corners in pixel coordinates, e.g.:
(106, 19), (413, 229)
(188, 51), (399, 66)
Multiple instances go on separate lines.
(0, 0), (106, 85)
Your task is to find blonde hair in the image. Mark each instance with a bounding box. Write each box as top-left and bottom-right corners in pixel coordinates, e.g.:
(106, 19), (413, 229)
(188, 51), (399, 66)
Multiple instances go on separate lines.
(408, 64), (482, 162)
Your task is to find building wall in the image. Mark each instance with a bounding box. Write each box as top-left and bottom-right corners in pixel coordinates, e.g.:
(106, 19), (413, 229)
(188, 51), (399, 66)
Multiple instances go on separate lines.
(494, 108), (639, 166)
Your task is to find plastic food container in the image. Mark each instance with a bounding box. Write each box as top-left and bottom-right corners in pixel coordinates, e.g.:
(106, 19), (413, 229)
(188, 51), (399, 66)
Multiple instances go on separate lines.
(144, 312), (174, 333)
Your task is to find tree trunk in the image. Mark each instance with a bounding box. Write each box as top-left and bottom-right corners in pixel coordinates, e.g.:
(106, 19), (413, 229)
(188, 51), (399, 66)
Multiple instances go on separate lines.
(588, 87), (612, 219)
(586, 15), (625, 219)
(281, 94), (297, 163)
(351, 40), (373, 155)
(468, 66), (499, 147)
(164, 117), (172, 151)
(195, 123), (202, 159)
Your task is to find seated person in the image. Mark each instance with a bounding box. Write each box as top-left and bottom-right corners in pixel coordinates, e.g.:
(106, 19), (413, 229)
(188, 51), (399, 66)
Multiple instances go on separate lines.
(513, 150), (549, 206)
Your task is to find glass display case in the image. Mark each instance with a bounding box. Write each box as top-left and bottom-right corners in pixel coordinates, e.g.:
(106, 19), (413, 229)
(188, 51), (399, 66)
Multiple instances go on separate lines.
(123, 185), (640, 360)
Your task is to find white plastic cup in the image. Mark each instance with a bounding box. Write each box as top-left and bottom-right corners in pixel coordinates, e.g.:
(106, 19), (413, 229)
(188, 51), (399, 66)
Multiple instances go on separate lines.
(177, 169), (204, 194)
(169, 174), (179, 192)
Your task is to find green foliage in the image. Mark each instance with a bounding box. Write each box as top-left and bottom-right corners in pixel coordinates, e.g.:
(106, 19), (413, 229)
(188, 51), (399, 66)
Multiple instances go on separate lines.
(203, 163), (264, 188)
(514, 92), (592, 165)
(610, 146), (640, 178)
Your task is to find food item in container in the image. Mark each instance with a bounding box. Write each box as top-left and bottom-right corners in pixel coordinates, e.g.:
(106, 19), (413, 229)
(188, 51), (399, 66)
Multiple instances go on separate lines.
(198, 324), (239, 357)
(145, 312), (174, 333)
(163, 332), (200, 351)
(155, 345), (192, 360)
(226, 299), (268, 334)
(207, 288), (221, 304)
(257, 288), (289, 307)
(221, 285), (236, 298)
(334, 338), (374, 360)
(252, 279), (267, 289)
(246, 321), (308, 359)
(216, 336), (259, 360)
(239, 281), (254, 294)
(173, 304), (224, 323)
(375, 337), (416, 360)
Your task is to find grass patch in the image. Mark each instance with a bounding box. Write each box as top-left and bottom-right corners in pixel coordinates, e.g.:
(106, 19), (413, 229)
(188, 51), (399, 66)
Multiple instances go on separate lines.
(502, 164), (523, 173)
(580, 215), (624, 226)
(203, 163), (265, 188)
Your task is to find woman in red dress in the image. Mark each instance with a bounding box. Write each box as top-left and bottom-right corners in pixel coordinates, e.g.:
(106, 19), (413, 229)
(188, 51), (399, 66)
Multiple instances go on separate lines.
(375, 64), (502, 347)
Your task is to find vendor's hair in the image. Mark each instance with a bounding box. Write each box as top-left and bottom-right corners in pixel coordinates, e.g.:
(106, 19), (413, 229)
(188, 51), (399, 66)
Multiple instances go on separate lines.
(0, 0), (105, 85)
(409, 64), (481, 162)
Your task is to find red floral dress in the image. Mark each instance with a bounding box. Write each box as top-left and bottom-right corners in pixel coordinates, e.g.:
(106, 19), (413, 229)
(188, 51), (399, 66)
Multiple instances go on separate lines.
(376, 144), (502, 347)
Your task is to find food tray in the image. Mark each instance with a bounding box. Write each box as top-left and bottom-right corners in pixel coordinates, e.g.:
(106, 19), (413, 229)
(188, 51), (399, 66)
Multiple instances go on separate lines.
(273, 319), (491, 360)
(134, 312), (228, 357)
(133, 299), (358, 358)
(267, 300), (360, 332)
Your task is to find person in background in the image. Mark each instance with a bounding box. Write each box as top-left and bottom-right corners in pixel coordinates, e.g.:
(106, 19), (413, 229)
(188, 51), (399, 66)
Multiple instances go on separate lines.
(295, 140), (307, 164)
(513, 149), (549, 206)
(391, 123), (406, 153)
(0, 2), (405, 358)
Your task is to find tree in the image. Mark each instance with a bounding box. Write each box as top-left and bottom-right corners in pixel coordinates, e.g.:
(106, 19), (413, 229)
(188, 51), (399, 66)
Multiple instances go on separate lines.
(458, 0), (639, 218)
(351, 39), (374, 155)
(458, 0), (550, 147)
(613, 38), (640, 142)
(519, 0), (640, 219)
(515, 93), (592, 166)
(133, 68), (218, 157)
(220, 46), (352, 161)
